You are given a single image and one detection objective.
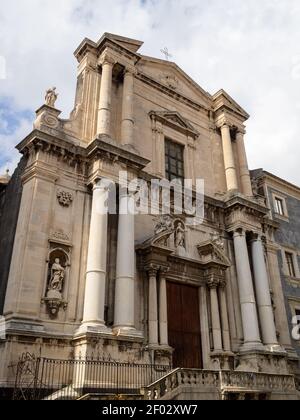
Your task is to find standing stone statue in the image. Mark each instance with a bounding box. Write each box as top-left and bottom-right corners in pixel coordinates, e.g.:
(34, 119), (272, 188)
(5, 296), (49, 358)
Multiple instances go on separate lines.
(49, 258), (65, 293)
(45, 87), (58, 107)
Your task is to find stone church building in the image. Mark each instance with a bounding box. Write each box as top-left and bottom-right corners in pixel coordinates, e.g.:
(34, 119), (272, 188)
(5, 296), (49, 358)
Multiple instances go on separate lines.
(0, 33), (299, 400)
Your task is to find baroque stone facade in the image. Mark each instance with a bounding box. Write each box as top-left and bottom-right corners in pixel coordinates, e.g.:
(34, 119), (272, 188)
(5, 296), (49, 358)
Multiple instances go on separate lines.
(0, 33), (299, 400)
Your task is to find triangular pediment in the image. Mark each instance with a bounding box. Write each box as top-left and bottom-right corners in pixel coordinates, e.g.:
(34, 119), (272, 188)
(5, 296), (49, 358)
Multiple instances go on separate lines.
(213, 89), (249, 120)
(149, 111), (199, 138)
(138, 57), (212, 108)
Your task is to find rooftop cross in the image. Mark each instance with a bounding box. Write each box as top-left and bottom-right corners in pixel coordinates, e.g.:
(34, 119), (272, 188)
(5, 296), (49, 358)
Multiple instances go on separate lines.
(160, 47), (173, 61)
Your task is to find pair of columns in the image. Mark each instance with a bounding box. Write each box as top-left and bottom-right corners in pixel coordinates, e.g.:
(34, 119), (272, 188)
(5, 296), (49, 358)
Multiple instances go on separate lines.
(220, 124), (253, 196)
(233, 229), (279, 351)
(207, 277), (231, 353)
(82, 181), (136, 333)
(147, 266), (169, 347)
(97, 53), (135, 146)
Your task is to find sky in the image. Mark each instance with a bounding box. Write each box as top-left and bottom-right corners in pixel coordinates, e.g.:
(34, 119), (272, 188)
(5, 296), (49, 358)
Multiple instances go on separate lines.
(0, 0), (300, 185)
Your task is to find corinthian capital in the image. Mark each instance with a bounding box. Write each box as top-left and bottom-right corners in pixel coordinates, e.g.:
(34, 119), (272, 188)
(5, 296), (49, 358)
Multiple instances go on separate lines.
(99, 52), (116, 67)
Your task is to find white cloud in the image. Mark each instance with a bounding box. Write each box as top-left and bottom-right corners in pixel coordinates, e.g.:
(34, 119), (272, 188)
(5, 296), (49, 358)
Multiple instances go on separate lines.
(0, 0), (299, 185)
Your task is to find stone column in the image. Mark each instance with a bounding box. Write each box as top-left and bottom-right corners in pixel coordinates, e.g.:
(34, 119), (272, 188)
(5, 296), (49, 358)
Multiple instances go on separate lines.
(236, 130), (253, 196)
(221, 124), (238, 192)
(121, 68), (135, 146)
(207, 278), (223, 352)
(233, 229), (263, 351)
(97, 54), (115, 136)
(114, 190), (135, 332)
(159, 268), (169, 346)
(147, 266), (159, 346)
(266, 244), (293, 349)
(199, 286), (211, 369)
(219, 280), (231, 352)
(82, 180), (109, 329)
(250, 235), (279, 349)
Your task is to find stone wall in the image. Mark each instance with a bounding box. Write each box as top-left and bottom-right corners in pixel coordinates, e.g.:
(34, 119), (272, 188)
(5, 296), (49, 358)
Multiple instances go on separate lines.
(0, 157), (27, 314)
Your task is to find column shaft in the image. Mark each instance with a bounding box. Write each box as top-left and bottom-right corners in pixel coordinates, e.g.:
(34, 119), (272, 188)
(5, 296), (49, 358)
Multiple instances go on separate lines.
(159, 272), (168, 346)
(251, 237), (279, 347)
(148, 270), (159, 345)
(208, 282), (223, 352)
(121, 69), (135, 145)
(236, 131), (253, 196)
(97, 57), (114, 135)
(221, 124), (238, 191)
(199, 286), (211, 369)
(82, 181), (109, 327)
(233, 230), (262, 350)
(219, 284), (231, 352)
(114, 192), (135, 331)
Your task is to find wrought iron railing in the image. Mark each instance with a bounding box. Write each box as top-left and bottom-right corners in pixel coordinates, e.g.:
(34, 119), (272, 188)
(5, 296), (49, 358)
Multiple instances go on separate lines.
(13, 354), (171, 400)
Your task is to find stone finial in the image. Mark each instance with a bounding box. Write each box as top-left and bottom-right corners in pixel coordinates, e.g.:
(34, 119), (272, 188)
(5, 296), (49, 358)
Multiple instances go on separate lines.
(45, 87), (58, 108)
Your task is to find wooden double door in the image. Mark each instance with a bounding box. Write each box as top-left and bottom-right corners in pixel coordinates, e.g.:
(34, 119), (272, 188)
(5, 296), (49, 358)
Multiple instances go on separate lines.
(167, 282), (203, 369)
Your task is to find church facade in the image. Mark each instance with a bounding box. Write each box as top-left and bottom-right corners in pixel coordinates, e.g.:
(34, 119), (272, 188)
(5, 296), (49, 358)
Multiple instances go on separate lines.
(0, 33), (299, 400)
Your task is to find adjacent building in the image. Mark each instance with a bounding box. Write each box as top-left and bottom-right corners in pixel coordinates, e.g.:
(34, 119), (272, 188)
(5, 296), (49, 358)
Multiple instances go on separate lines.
(0, 33), (299, 400)
(251, 169), (300, 384)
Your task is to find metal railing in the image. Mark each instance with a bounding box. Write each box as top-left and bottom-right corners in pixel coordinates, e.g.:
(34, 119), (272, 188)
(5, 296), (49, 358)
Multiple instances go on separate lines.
(13, 355), (171, 400)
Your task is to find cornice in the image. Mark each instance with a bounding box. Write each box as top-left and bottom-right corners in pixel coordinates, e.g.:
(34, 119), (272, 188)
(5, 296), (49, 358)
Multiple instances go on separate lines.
(87, 135), (150, 171)
(136, 72), (210, 114)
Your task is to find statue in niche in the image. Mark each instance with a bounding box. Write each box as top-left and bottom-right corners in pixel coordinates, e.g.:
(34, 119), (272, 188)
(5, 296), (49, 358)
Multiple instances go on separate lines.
(42, 251), (68, 318)
(174, 220), (186, 257)
(45, 87), (58, 107)
(49, 258), (65, 292)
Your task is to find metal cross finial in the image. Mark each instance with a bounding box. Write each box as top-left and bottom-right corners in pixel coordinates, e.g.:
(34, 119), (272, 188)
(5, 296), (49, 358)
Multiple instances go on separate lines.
(160, 47), (173, 61)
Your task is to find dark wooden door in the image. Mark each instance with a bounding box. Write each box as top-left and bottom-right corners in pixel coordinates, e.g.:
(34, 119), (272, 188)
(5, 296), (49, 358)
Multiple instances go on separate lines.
(167, 282), (203, 369)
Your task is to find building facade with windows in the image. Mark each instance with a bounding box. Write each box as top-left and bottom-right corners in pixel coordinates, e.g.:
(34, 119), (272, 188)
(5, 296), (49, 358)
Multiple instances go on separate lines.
(0, 33), (299, 400)
(251, 169), (300, 379)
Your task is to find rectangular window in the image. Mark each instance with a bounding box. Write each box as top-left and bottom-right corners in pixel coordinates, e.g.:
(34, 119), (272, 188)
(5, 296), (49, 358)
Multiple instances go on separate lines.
(274, 197), (285, 216)
(165, 139), (185, 183)
(285, 252), (296, 277)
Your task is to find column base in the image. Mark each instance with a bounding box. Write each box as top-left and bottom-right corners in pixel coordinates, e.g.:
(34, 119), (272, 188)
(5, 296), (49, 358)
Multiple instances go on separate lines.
(239, 341), (265, 353)
(112, 327), (144, 339)
(76, 322), (112, 337)
(264, 344), (286, 354)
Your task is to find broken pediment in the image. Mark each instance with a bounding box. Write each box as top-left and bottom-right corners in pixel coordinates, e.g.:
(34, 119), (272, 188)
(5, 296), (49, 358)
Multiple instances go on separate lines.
(213, 89), (249, 121)
(197, 240), (231, 269)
